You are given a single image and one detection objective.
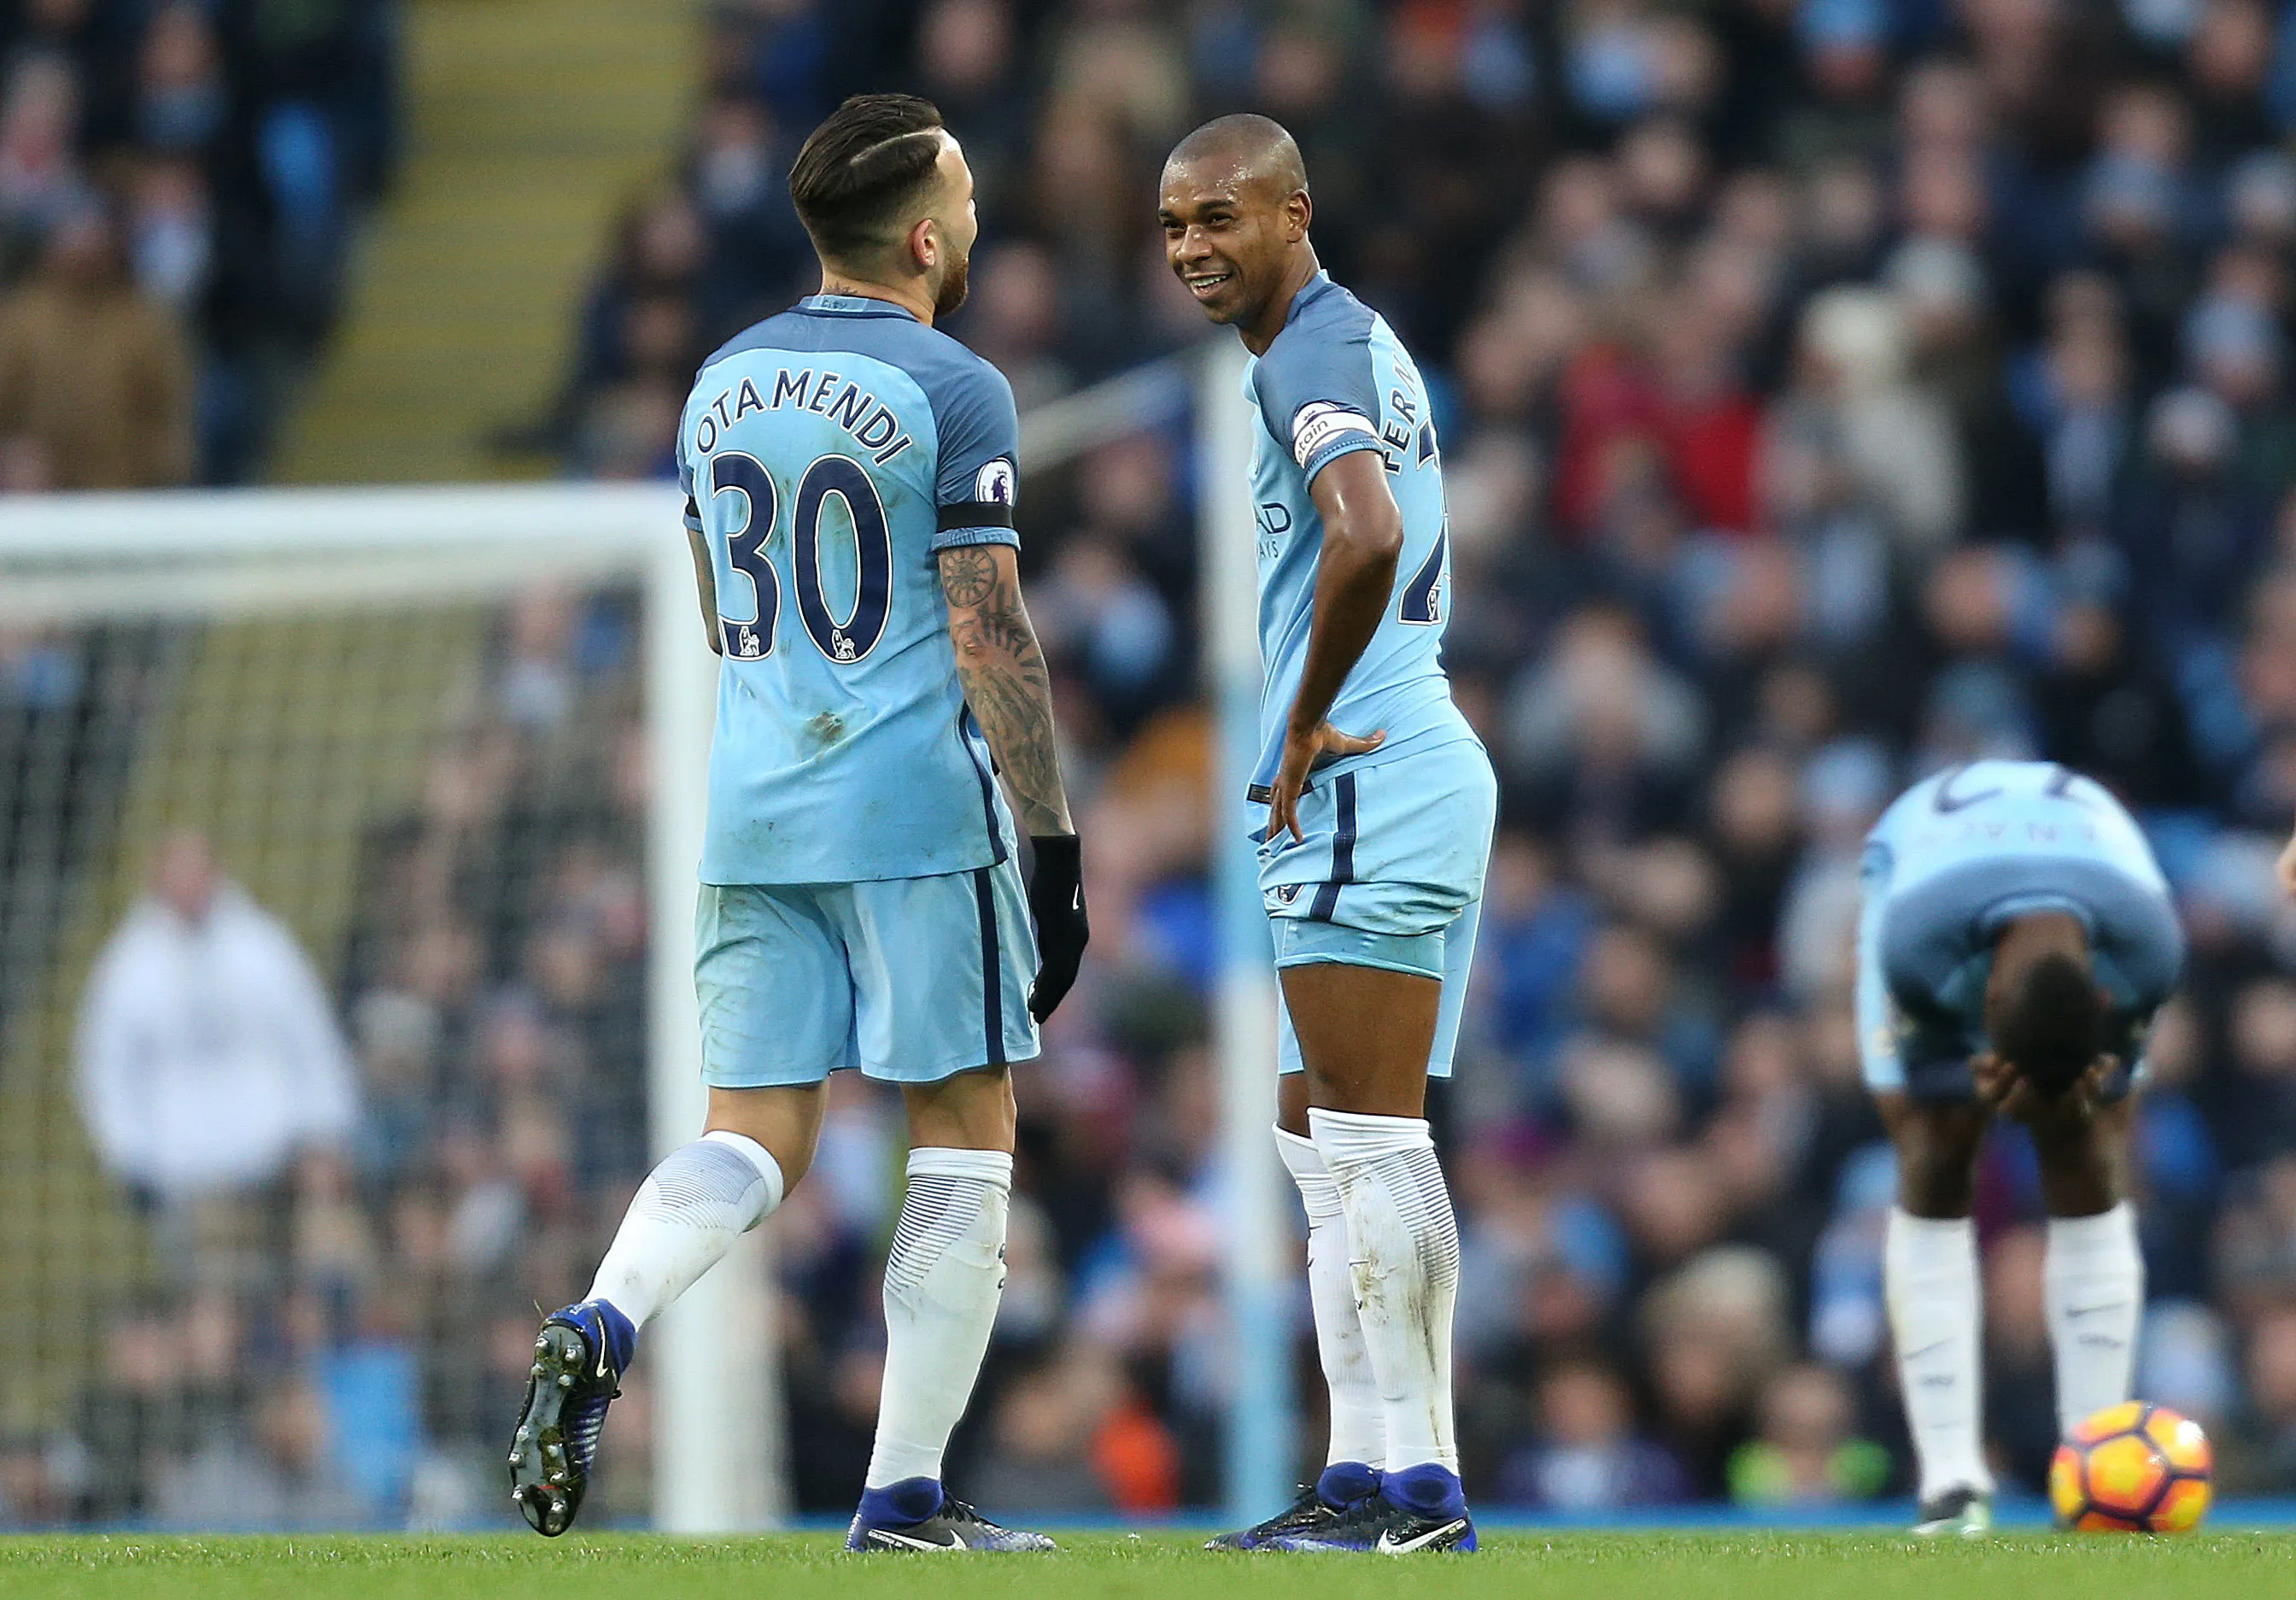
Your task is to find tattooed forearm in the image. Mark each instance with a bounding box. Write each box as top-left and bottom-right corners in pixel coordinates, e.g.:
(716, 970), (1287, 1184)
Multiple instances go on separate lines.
(939, 545), (1074, 837)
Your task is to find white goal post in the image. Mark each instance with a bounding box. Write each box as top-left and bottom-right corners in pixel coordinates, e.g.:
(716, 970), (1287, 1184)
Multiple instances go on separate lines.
(0, 481), (759, 1530)
(0, 339), (1292, 1533)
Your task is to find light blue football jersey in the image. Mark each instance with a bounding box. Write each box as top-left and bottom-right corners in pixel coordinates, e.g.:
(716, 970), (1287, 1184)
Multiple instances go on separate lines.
(1242, 272), (1474, 798)
(676, 294), (1022, 886)
(1855, 759), (2183, 1088)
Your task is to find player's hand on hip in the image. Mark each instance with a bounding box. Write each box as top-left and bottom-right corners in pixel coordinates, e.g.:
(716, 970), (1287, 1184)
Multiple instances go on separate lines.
(2278, 824), (2296, 897)
(1025, 834), (1088, 1023)
(1268, 721), (1385, 843)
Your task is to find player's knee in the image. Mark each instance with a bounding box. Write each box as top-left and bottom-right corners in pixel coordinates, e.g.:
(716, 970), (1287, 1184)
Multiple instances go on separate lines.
(904, 1065), (1016, 1152)
(1897, 1159), (1976, 1218)
(1304, 1058), (1426, 1119)
(704, 1083), (825, 1187)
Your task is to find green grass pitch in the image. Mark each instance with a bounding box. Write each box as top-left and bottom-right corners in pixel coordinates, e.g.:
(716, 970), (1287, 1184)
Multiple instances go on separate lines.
(5, 1531), (2296, 1600)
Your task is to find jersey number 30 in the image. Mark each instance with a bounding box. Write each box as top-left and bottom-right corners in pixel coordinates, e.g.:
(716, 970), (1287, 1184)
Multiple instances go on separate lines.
(709, 451), (893, 664)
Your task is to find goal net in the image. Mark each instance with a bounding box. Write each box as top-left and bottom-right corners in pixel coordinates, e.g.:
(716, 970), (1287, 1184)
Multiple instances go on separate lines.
(0, 485), (750, 1531)
(0, 343), (1292, 1535)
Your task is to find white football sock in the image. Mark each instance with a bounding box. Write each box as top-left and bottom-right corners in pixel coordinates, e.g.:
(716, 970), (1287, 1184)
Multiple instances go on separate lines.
(1276, 1126), (1385, 1468)
(2045, 1202), (2143, 1437)
(864, 1146), (1012, 1489)
(1309, 1108), (1461, 1475)
(1886, 1208), (1993, 1501)
(587, 1129), (784, 1327)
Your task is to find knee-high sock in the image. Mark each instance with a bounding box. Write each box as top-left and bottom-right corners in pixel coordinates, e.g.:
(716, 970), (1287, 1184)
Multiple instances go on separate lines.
(864, 1146), (1012, 1490)
(1309, 1108), (1461, 1475)
(587, 1130), (784, 1327)
(1886, 1208), (1992, 1500)
(2045, 1202), (2143, 1436)
(1276, 1126), (1385, 1468)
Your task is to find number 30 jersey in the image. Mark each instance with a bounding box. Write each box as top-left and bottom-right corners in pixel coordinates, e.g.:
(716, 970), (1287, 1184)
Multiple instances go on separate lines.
(676, 294), (1022, 886)
(1243, 272), (1474, 798)
(1855, 759), (2183, 1084)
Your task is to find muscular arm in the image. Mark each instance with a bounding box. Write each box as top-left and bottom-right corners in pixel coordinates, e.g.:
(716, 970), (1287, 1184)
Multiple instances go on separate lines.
(1289, 448), (1403, 736)
(687, 520), (723, 655)
(939, 542), (1073, 836)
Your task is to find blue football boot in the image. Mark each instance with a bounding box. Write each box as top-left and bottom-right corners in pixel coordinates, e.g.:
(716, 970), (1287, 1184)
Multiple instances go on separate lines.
(846, 1476), (1057, 1551)
(507, 1299), (635, 1536)
(1207, 1462), (1381, 1550)
(1266, 1463), (1476, 1553)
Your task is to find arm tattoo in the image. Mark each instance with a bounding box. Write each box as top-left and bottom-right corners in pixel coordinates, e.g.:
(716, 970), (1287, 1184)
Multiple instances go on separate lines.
(939, 547), (1072, 836)
(938, 546), (999, 608)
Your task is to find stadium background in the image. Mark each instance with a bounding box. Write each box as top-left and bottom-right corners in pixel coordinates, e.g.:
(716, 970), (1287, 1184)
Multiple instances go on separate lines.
(7, 0), (2296, 1533)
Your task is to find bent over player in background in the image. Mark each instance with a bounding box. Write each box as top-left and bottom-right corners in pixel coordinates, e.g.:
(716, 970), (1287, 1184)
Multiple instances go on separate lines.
(1163, 115), (1496, 1554)
(1859, 760), (2181, 1536)
(506, 94), (1087, 1551)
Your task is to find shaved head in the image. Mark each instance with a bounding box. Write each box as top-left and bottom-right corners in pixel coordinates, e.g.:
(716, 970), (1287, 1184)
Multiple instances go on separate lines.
(1163, 114), (1308, 200)
(1159, 115), (1317, 346)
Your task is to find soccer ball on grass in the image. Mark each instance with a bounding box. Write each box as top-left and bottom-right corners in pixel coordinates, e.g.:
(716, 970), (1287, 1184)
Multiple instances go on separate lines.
(2047, 1401), (2212, 1533)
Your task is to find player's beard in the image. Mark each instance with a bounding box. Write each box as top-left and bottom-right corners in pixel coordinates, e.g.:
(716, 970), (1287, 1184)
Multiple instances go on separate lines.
(932, 250), (970, 319)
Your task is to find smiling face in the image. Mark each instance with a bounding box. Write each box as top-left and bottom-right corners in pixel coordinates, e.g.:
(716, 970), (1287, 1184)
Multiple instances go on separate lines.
(1157, 156), (1310, 334)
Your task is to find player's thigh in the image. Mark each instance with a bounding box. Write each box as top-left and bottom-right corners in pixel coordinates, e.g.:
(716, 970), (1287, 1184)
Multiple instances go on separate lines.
(694, 882), (855, 1087)
(1280, 959), (1441, 1116)
(837, 862), (1040, 1083)
(1875, 1090), (1992, 1217)
(1266, 741), (1495, 1112)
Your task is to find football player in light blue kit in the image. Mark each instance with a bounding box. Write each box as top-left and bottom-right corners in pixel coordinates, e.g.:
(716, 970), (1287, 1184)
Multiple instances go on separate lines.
(1858, 759), (2182, 1537)
(1162, 115), (1496, 1555)
(507, 95), (1088, 1553)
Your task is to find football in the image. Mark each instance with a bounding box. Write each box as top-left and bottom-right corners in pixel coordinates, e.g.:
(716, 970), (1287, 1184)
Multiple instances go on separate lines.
(2048, 1402), (2214, 1533)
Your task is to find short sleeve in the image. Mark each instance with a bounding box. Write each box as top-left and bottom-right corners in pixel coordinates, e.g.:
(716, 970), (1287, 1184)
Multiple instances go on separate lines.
(928, 355), (1021, 553)
(1251, 310), (1384, 485)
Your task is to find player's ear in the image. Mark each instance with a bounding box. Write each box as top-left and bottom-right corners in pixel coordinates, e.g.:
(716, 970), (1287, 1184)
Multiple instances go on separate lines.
(1286, 188), (1312, 243)
(908, 214), (939, 277)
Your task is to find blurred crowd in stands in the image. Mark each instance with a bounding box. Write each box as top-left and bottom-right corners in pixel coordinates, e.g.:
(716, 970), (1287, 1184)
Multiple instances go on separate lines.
(1, 589), (658, 1529)
(0, 0), (397, 486)
(23, 0), (2296, 1533)
(536, 0), (2296, 1519)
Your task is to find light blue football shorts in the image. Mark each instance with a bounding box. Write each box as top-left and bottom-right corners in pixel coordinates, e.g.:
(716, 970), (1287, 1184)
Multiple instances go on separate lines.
(694, 862), (1040, 1087)
(1256, 736), (1498, 1080)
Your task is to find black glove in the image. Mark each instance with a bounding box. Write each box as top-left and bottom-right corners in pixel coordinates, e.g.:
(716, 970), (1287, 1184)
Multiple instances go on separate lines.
(1025, 834), (1088, 1023)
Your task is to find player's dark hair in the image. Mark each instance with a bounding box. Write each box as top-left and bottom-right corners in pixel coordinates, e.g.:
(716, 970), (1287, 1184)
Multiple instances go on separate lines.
(788, 94), (947, 264)
(1991, 947), (2104, 1098)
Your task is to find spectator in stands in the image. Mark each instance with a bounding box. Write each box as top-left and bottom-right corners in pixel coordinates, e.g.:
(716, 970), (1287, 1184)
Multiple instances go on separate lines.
(1496, 1353), (1690, 1509)
(0, 50), (87, 276)
(0, 191), (190, 486)
(151, 1374), (371, 1529)
(2228, 1305), (2296, 1489)
(34, 0), (2296, 1530)
(74, 830), (357, 1213)
(1725, 1363), (1890, 1505)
